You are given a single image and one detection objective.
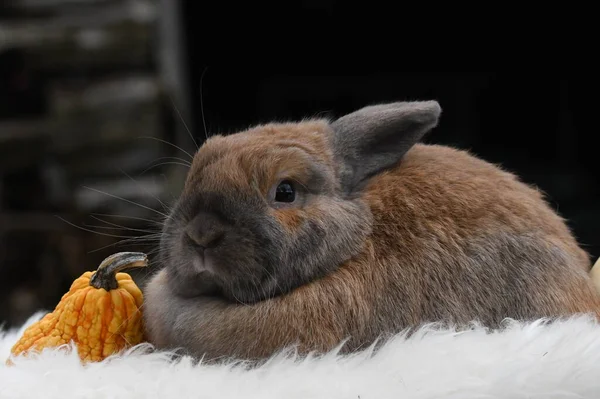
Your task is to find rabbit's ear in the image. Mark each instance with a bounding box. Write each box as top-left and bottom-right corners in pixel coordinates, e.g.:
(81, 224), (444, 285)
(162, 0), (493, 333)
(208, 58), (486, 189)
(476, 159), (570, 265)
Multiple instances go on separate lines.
(331, 100), (441, 195)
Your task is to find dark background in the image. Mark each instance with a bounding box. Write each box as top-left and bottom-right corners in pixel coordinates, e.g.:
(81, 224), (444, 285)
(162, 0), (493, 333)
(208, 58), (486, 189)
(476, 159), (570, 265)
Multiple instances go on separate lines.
(189, 65), (600, 247)
(1, 0), (598, 329)
(192, 68), (599, 251)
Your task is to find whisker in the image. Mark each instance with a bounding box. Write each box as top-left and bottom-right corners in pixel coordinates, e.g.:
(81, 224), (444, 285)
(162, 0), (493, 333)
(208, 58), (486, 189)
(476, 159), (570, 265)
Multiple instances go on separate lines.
(160, 173), (178, 203)
(81, 186), (169, 218)
(91, 213), (164, 226)
(140, 161), (191, 176)
(90, 214), (159, 230)
(55, 216), (136, 239)
(143, 246), (162, 256)
(199, 66), (209, 140)
(170, 95), (199, 150)
(87, 235), (163, 254)
(83, 223), (135, 231)
(146, 156), (192, 167)
(137, 136), (195, 161)
(88, 243), (121, 254)
(85, 220), (159, 235)
(119, 168), (169, 213)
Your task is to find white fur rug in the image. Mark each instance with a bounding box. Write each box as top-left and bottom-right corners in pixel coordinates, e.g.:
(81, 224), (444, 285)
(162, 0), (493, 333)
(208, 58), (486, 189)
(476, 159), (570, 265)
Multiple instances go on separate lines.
(2, 312), (600, 398)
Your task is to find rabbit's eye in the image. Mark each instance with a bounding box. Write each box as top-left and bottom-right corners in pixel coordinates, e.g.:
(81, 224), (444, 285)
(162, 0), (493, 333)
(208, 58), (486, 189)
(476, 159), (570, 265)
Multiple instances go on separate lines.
(275, 180), (296, 203)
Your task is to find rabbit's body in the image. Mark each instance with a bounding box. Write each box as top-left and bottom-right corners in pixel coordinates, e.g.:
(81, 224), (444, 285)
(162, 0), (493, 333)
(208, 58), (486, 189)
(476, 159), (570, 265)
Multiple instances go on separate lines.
(144, 101), (600, 361)
(359, 143), (598, 329)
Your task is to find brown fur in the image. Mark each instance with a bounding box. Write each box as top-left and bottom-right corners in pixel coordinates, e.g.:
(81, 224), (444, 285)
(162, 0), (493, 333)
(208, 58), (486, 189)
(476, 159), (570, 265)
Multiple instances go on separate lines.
(144, 102), (600, 362)
(186, 121), (336, 196)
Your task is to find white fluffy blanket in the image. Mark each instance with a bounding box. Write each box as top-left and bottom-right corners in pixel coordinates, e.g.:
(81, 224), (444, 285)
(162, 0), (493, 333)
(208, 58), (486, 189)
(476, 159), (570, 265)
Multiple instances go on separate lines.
(2, 312), (600, 398)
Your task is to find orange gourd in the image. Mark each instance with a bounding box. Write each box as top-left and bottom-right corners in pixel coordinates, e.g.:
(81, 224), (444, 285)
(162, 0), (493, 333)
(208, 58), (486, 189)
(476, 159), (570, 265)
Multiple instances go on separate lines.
(8, 252), (148, 363)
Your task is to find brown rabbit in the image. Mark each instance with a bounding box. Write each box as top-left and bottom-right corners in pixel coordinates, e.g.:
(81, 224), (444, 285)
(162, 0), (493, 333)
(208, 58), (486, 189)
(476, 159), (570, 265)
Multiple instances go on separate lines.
(143, 100), (600, 361)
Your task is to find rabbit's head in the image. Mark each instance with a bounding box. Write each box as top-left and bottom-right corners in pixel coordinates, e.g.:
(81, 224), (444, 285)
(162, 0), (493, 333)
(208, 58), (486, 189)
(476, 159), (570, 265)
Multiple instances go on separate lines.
(160, 101), (442, 303)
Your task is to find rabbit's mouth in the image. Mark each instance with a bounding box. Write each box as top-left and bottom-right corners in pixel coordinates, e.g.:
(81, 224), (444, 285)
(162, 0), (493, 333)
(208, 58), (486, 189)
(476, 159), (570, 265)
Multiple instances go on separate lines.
(191, 251), (217, 275)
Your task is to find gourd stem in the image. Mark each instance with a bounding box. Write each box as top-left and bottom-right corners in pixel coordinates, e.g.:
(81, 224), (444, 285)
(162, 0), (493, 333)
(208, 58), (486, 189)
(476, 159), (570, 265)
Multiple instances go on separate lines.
(89, 252), (148, 290)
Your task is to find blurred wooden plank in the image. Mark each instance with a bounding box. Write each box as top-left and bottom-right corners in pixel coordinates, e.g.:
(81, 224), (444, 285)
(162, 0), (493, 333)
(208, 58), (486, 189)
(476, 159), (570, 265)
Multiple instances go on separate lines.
(0, 1), (157, 69)
(48, 74), (161, 116)
(1, 0), (156, 29)
(0, 0), (176, 329)
(50, 103), (163, 152)
(58, 141), (172, 180)
(156, 0), (193, 197)
(36, 23), (154, 70)
(13, 0), (117, 9)
(0, 99), (162, 145)
(0, 23), (153, 70)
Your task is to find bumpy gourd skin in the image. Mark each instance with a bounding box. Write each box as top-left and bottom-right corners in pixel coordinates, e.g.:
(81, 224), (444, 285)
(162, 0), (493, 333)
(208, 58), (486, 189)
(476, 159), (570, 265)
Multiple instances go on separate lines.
(10, 271), (144, 363)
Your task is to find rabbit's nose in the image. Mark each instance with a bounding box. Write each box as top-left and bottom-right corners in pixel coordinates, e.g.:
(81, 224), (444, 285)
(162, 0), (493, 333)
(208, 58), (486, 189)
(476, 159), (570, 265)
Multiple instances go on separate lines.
(184, 212), (226, 251)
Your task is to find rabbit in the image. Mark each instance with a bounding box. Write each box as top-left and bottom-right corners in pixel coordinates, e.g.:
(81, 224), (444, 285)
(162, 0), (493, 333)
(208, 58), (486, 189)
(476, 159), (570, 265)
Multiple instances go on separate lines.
(143, 100), (600, 361)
